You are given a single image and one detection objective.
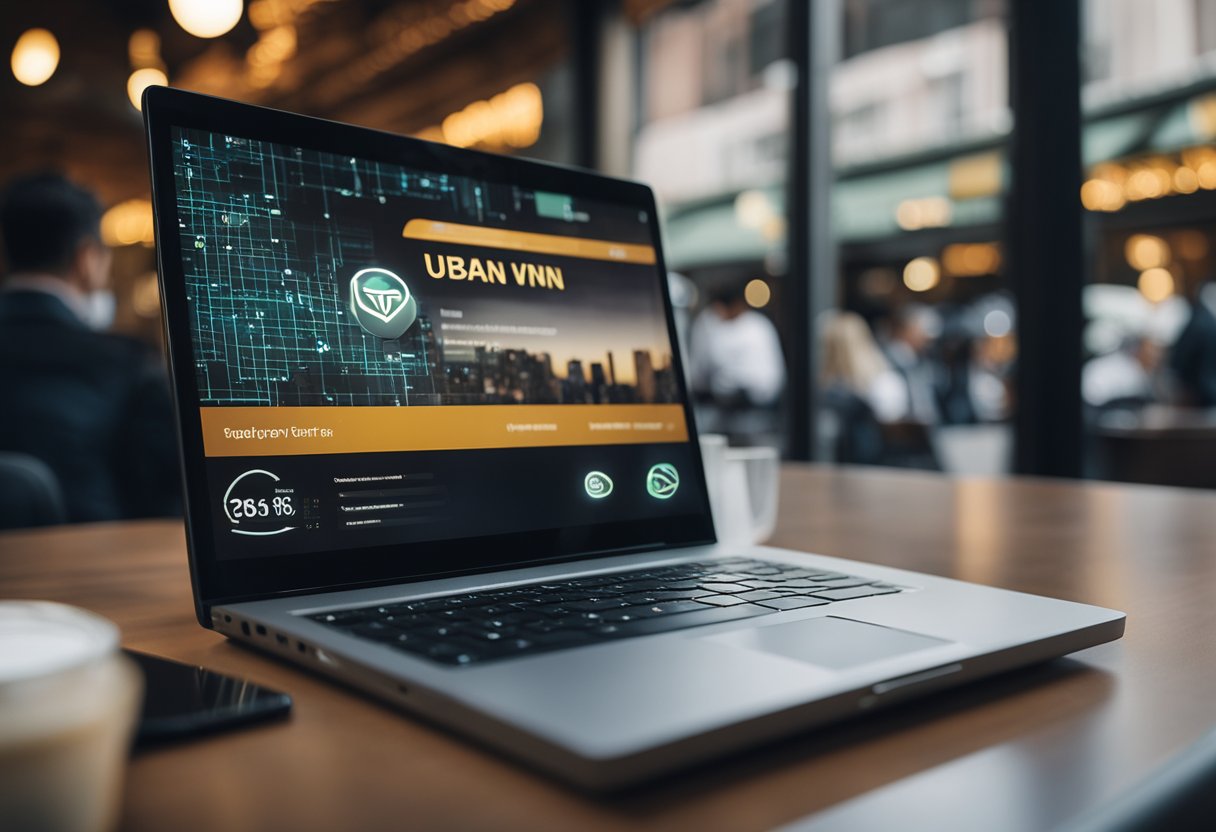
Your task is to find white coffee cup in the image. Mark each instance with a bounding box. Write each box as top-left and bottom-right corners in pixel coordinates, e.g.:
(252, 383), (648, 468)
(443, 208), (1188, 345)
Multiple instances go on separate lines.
(0, 602), (142, 832)
(699, 434), (780, 547)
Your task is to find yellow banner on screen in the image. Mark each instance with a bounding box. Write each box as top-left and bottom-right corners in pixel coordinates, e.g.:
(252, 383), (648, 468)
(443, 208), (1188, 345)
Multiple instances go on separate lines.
(402, 219), (657, 265)
(200, 404), (689, 457)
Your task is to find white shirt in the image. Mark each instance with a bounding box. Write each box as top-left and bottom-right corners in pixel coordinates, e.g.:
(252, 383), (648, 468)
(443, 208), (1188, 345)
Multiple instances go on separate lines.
(867, 370), (909, 422)
(1082, 350), (1151, 407)
(689, 308), (786, 405)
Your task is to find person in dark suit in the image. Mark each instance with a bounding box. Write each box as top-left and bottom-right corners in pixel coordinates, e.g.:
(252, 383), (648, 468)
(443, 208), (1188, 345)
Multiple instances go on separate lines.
(1169, 279), (1216, 407)
(0, 173), (179, 522)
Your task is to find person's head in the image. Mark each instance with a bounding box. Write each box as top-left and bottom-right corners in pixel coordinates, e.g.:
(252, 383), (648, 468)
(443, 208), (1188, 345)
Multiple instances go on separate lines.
(0, 173), (110, 294)
(888, 305), (932, 353)
(707, 281), (748, 321)
(820, 311), (891, 393)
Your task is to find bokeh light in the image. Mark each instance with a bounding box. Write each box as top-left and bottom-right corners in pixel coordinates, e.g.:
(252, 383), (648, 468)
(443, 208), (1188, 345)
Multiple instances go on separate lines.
(983, 309), (1012, 338)
(11, 29), (60, 87)
(1137, 267), (1175, 303)
(1124, 234), (1170, 271)
(438, 82), (543, 150)
(127, 67), (168, 111)
(169, 0), (244, 39)
(903, 257), (941, 292)
(101, 200), (155, 246)
(744, 279), (771, 308)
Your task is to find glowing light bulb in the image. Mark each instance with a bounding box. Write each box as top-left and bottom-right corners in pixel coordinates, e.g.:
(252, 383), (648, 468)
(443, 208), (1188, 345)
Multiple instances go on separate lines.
(744, 279), (771, 308)
(11, 28), (59, 87)
(128, 67), (168, 110)
(903, 257), (941, 292)
(1138, 268), (1174, 304)
(1124, 234), (1170, 271)
(169, 0), (243, 39)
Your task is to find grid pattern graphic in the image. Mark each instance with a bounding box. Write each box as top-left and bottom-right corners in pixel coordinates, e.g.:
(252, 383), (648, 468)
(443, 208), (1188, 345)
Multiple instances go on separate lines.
(172, 129), (496, 407)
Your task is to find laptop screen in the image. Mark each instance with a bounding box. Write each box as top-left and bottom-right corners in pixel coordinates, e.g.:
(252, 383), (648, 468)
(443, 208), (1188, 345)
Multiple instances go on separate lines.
(161, 113), (711, 580)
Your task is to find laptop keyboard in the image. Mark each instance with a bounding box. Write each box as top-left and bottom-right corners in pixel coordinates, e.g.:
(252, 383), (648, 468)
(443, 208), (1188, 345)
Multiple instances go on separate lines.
(305, 557), (904, 667)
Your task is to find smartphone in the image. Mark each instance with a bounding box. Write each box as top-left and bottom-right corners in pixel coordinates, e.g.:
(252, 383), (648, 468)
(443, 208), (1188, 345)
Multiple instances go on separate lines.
(125, 649), (292, 746)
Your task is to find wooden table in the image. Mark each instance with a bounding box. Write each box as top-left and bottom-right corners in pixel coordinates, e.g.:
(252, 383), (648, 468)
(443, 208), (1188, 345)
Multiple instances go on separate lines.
(2, 465), (1215, 831)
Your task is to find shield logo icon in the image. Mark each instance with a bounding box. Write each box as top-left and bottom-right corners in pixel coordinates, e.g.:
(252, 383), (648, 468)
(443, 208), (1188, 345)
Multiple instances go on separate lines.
(349, 268), (417, 339)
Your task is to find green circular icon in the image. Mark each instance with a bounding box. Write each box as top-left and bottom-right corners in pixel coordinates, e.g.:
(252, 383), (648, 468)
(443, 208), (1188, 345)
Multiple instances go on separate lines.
(350, 267), (417, 339)
(584, 471), (614, 499)
(646, 463), (679, 499)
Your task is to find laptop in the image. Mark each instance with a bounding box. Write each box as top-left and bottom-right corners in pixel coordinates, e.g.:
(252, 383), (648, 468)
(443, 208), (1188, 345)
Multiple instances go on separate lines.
(143, 86), (1124, 790)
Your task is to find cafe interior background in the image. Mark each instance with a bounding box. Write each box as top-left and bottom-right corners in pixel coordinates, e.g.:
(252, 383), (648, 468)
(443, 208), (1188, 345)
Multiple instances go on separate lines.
(4, 0), (1216, 490)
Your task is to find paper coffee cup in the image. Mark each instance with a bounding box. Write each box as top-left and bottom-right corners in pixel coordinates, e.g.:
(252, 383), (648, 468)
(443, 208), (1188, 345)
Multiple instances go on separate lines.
(0, 602), (142, 832)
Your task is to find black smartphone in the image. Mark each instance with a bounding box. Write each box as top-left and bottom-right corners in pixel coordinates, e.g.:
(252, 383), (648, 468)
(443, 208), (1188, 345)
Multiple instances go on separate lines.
(125, 649), (292, 746)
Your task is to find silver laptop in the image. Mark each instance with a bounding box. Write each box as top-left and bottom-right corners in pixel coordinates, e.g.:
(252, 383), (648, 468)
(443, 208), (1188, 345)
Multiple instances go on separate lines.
(143, 87), (1125, 790)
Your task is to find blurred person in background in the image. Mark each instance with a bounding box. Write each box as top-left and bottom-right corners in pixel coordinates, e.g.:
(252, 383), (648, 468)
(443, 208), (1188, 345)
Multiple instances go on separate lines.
(820, 311), (910, 466)
(820, 311), (907, 422)
(881, 305), (941, 425)
(820, 309), (942, 470)
(935, 324), (981, 425)
(935, 320), (1012, 424)
(1168, 277), (1216, 407)
(0, 173), (179, 522)
(1083, 333), (1164, 410)
(688, 280), (785, 444)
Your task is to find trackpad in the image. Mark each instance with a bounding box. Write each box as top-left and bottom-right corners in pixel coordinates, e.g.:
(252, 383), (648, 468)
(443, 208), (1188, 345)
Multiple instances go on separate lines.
(705, 616), (951, 669)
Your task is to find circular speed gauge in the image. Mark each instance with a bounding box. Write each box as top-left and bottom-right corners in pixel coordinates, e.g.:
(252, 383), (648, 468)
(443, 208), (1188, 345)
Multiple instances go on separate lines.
(223, 469), (298, 536)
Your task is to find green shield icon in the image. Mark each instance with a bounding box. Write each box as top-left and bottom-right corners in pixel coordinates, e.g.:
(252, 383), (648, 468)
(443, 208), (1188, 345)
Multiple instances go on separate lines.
(350, 267), (417, 339)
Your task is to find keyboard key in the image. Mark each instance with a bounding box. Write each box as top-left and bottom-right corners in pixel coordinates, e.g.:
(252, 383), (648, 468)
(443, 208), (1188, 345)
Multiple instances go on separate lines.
(810, 584), (902, 601)
(736, 589), (783, 602)
(425, 643), (483, 665)
(647, 600), (712, 615)
(599, 606), (664, 623)
(600, 603), (774, 636)
(809, 578), (876, 589)
(657, 580), (703, 591)
(756, 596), (831, 611)
(385, 631), (433, 649)
(701, 573), (753, 583)
(348, 621), (396, 640)
(567, 598), (632, 612)
(532, 603), (575, 616)
(694, 594), (750, 607)
(712, 558), (756, 568)
(567, 576), (617, 589)
(699, 582), (752, 593)
(416, 624), (461, 639)
(780, 579), (834, 590)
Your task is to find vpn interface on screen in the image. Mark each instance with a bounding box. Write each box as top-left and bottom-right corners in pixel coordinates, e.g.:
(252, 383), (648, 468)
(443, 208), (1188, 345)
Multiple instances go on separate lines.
(170, 127), (704, 559)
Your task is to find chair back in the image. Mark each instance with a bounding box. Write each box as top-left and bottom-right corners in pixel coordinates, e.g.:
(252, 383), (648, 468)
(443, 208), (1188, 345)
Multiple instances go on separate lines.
(0, 452), (66, 529)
